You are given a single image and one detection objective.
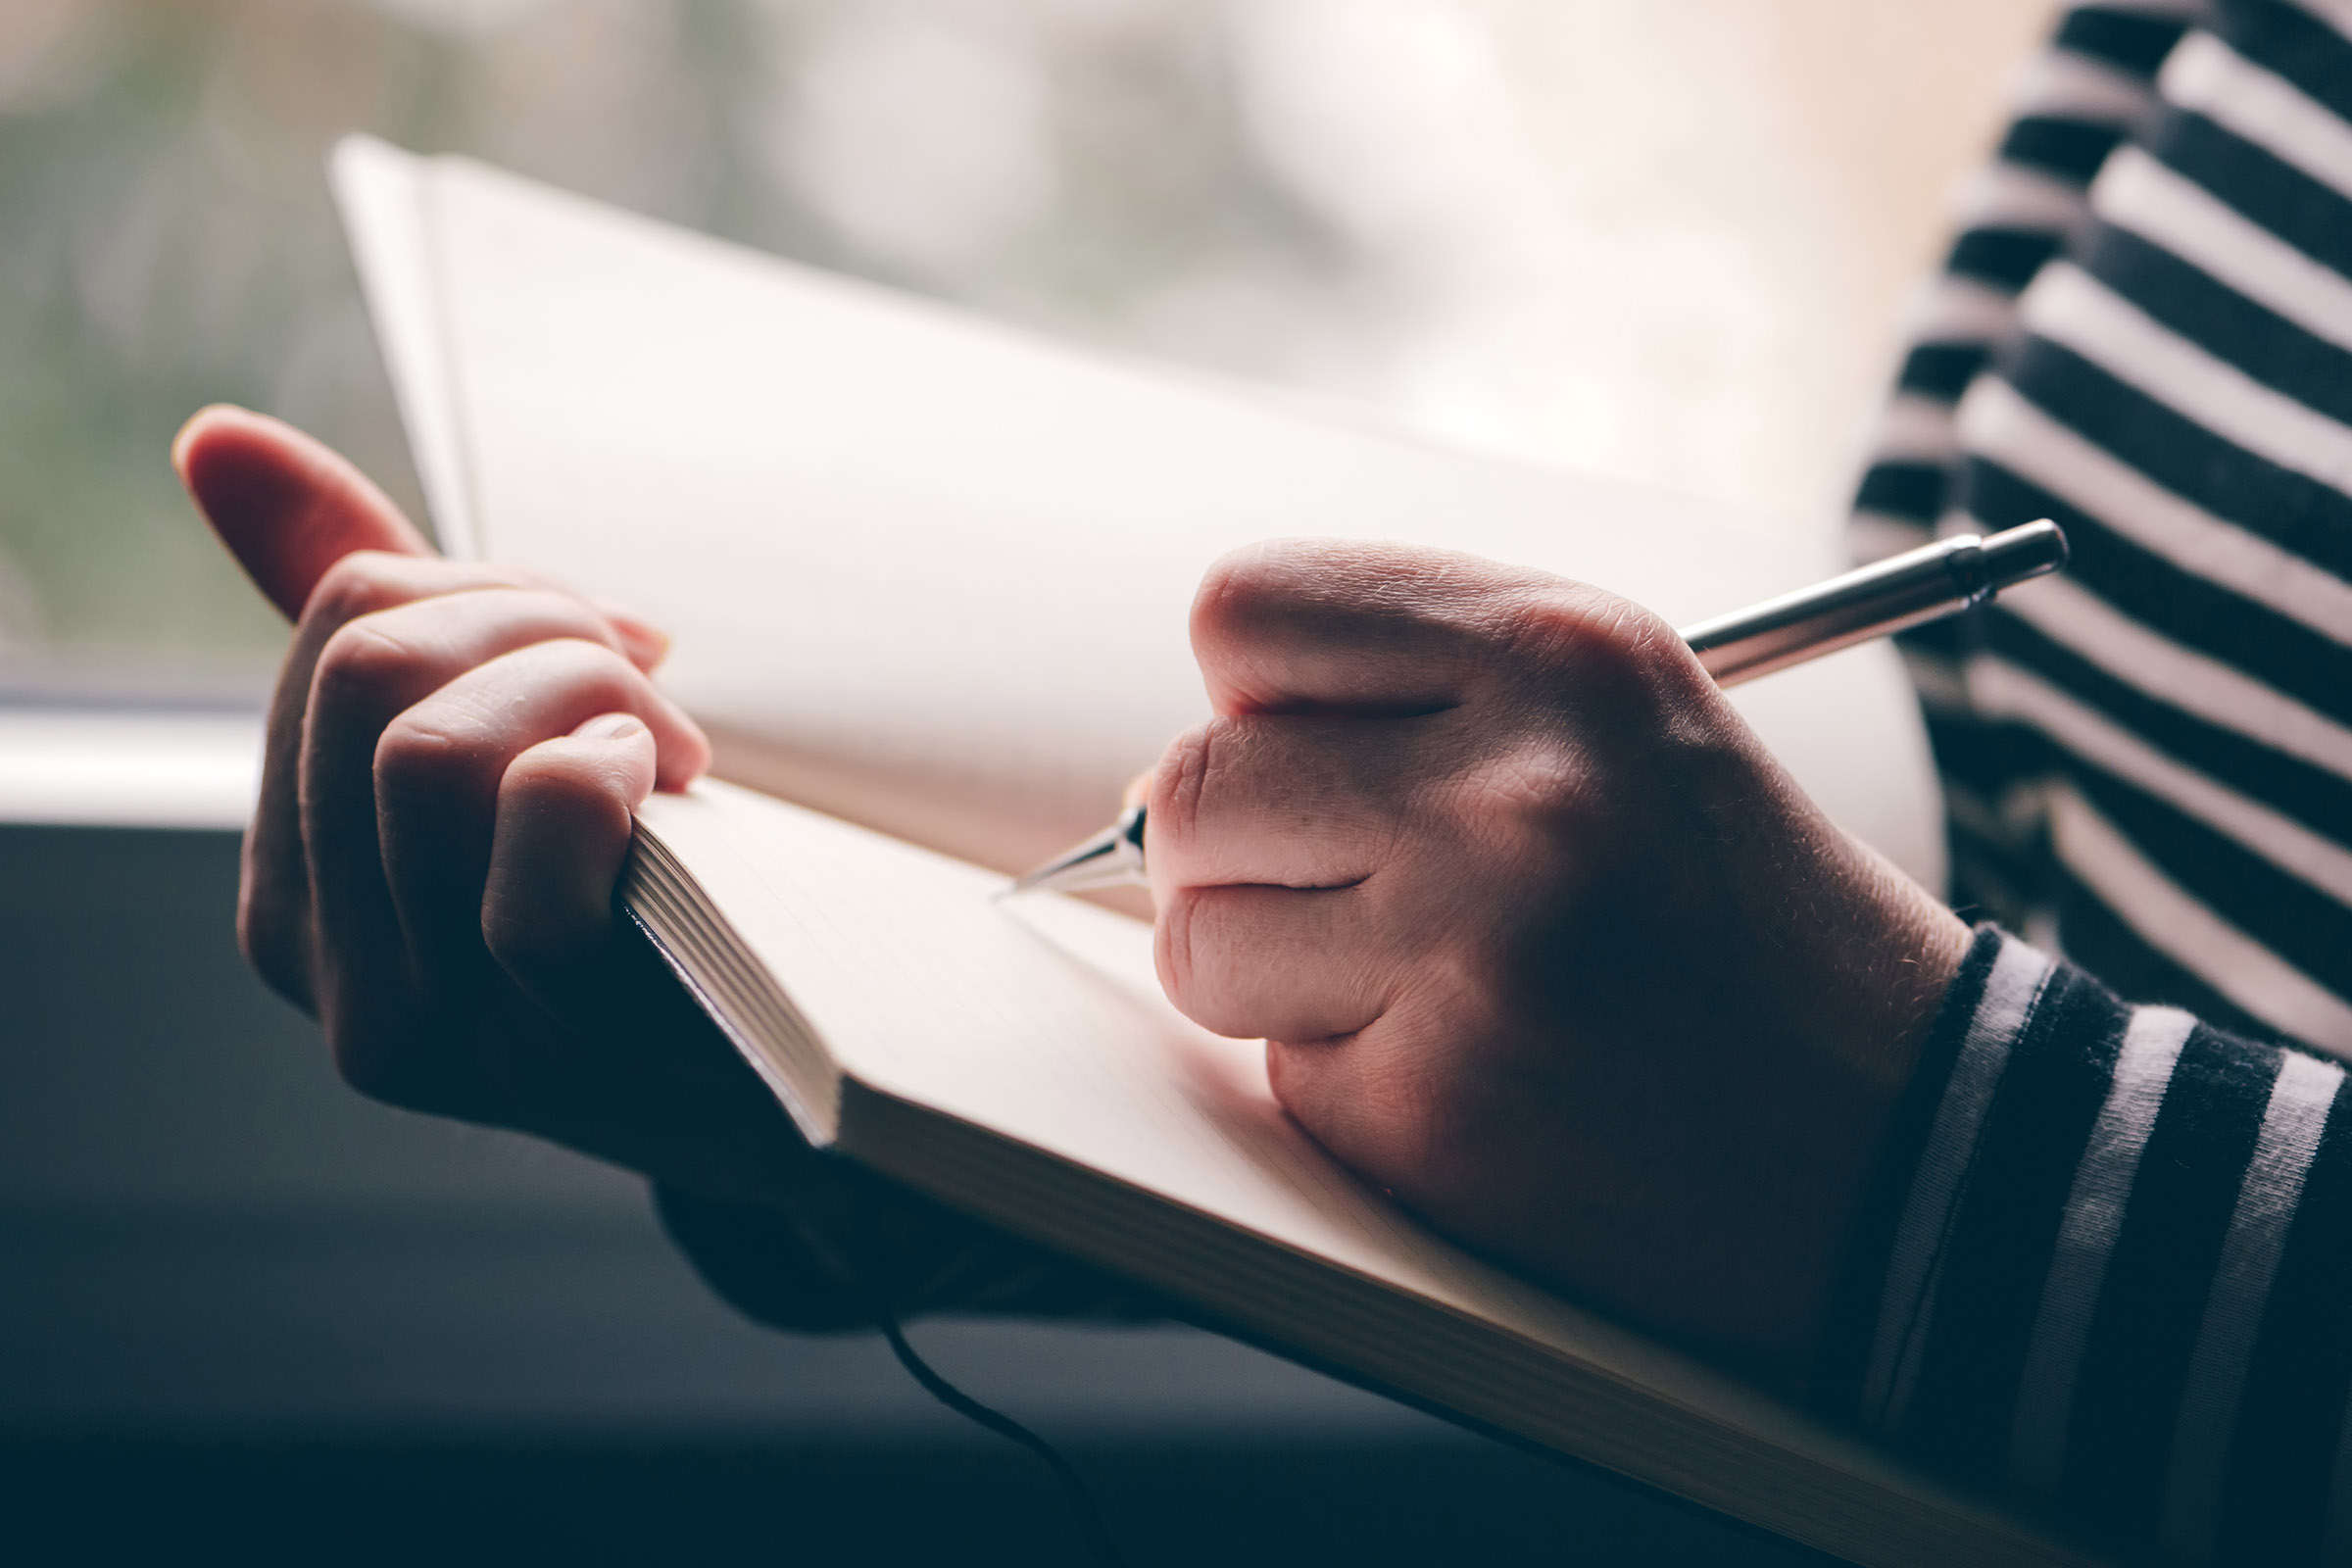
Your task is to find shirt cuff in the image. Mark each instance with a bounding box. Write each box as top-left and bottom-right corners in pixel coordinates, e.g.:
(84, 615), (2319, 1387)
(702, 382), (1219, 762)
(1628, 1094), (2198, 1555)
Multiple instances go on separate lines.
(1813, 926), (2352, 1562)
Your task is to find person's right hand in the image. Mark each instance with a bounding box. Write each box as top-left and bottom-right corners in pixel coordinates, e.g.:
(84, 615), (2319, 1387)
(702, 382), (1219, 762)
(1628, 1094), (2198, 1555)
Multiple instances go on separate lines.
(1140, 539), (1971, 1383)
(177, 405), (819, 1208)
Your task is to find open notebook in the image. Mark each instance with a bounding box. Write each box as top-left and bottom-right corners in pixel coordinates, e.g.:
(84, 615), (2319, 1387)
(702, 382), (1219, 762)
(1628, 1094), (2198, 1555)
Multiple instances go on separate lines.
(331, 138), (2091, 1567)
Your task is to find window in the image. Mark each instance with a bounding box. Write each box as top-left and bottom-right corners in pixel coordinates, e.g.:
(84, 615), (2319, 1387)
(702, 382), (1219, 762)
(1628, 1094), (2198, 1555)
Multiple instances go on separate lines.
(0, 0), (2054, 687)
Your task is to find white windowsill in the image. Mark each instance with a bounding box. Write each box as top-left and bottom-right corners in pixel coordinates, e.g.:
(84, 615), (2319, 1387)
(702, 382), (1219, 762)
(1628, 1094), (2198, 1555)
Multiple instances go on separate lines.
(0, 708), (264, 831)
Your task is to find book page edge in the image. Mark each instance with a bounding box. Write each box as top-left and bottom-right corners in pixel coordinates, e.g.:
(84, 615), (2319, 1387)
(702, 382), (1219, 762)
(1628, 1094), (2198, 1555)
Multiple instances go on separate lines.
(833, 1076), (2110, 1568)
(621, 822), (844, 1147)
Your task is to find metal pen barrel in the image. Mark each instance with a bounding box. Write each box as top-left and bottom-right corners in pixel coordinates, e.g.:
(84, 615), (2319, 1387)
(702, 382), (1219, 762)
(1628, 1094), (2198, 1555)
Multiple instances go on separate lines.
(1681, 520), (2068, 688)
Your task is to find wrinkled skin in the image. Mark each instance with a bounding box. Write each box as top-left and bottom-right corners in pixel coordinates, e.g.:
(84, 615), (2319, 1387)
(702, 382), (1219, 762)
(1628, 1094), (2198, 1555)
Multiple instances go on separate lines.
(181, 405), (1967, 1386)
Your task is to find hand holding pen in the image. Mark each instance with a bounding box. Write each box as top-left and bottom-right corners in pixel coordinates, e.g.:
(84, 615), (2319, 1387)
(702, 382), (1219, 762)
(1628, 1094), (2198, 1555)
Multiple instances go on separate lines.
(1011, 521), (2067, 896)
(997, 523), (2062, 1379)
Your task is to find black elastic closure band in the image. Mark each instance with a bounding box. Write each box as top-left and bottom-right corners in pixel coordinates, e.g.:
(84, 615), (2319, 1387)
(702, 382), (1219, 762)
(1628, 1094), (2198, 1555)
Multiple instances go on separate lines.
(872, 1309), (1132, 1568)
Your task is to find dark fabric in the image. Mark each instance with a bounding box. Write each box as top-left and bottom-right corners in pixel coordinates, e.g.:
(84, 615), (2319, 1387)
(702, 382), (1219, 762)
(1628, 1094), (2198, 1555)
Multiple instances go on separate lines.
(2214, 0), (2352, 134)
(1963, 458), (2352, 722)
(2154, 110), (2352, 276)
(2052, 6), (2193, 77)
(655, 1182), (874, 1333)
(655, 1175), (1167, 1334)
(1854, 459), (1952, 522)
(1809, 925), (2010, 1416)
(1978, 602), (2352, 845)
(2046, 862), (2295, 1049)
(2002, 116), (2131, 183)
(1996, 335), (2352, 578)
(2075, 224), (2352, 426)
(1896, 963), (2132, 1481)
(2214, 1081), (2352, 1563)
(1949, 227), (2070, 290)
(1898, 341), (1994, 401)
(2063, 1024), (2282, 1550)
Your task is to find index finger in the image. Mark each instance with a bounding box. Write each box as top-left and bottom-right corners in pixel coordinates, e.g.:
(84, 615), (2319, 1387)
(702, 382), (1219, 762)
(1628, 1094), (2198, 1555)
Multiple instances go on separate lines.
(1188, 539), (1544, 717)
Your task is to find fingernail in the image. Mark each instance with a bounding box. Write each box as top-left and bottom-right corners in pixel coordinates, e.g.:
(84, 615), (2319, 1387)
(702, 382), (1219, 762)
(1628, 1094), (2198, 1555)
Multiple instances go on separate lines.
(594, 599), (673, 669)
(574, 712), (646, 742)
(170, 403), (251, 480)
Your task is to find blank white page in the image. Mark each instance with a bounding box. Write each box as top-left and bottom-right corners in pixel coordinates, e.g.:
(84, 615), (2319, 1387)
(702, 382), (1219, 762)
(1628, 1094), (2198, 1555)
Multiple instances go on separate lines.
(333, 139), (1943, 890)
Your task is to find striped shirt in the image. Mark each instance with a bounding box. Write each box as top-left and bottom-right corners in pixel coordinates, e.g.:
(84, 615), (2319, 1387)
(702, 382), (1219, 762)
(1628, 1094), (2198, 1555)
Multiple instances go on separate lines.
(1823, 2), (2352, 1558)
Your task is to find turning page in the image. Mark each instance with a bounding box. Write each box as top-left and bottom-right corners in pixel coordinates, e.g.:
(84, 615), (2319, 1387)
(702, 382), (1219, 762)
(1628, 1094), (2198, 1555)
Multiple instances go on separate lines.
(331, 136), (1945, 888)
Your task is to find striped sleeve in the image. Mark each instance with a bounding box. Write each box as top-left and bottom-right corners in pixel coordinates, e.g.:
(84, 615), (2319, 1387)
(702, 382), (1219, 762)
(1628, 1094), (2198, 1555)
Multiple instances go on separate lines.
(1816, 926), (2352, 1562)
(1949, 0), (2352, 1054)
(1846, 0), (2352, 1054)
(1850, 1), (2191, 563)
(1845, 0), (2197, 933)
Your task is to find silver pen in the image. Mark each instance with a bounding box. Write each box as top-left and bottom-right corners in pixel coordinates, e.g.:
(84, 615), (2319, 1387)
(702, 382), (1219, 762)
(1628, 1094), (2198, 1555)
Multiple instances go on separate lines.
(1004, 518), (2069, 897)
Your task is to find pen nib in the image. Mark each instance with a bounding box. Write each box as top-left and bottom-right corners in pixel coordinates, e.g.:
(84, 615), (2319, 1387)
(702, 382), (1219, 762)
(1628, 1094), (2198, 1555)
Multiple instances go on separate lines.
(1000, 804), (1150, 898)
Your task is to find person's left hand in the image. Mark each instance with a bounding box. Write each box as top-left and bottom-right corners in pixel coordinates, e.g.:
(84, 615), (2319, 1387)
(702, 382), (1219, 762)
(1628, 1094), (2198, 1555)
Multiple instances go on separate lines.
(175, 405), (1150, 1329)
(176, 405), (826, 1208)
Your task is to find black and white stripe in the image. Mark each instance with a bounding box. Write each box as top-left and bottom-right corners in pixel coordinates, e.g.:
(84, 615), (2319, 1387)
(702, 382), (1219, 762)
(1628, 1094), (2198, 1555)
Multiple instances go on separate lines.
(1826, 1), (2352, 1556)
(1849, 3), (2194, 544)
(1821, 931), (2350, 1560)
(1846, 2), (2200, 948)
(1849, 0), (2352, 1052)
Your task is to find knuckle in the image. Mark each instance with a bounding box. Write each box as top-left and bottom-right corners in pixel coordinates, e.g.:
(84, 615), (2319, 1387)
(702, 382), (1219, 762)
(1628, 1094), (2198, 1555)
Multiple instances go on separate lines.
(1152, 723), (1216, 851)
(372, 708), (486, 809)
(1152, 887), (1206, 1013)
(554, 633), (638, 680)
(503, 743), (636, 823)
(1189, 540), (1367, 643)
(513, 634), (638, 699)
(1500, 586), (1686, 689)
(473, 586), (611, 647)
(480, 559), (553, 590)
(1153, 889), (1262, 1041)
(1153, 887), (1197, 999)
(1190, 547), (1279, 646)
(312, 618), (426, 720)
(305, 551), (415, 629)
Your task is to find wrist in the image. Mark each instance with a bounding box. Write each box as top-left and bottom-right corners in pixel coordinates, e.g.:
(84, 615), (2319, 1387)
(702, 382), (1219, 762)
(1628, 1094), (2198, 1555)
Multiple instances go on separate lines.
(1775, 858), (1973, 1378)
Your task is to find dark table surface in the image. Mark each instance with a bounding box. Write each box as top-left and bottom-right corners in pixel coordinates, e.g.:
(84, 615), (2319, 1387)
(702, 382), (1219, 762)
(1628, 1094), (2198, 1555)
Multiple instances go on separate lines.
(0, 821), (1805, 1566)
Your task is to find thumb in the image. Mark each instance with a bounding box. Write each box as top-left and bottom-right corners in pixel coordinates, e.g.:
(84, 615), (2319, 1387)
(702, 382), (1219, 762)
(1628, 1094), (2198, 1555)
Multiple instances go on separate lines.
(173, 404), (436, 622)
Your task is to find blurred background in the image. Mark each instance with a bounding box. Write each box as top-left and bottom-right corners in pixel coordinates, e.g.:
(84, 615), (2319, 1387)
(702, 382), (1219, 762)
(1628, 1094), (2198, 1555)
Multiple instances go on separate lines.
(0, 2), (2063, 1563)
(1, 0), (2058, 679)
